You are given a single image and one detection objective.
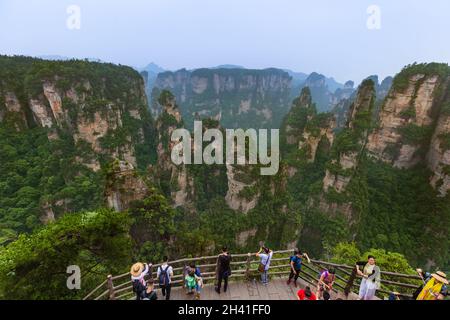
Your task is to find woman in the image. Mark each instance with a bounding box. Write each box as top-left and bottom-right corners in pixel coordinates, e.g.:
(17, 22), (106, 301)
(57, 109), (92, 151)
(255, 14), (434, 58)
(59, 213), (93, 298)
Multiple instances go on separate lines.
(416, 271), (448, 300)
(356, 255), (380, 300)
(316, 268), (336, 300)
(256, 246), (273, 286)
(142, 280), (158, 300)
(130, 262), (151, 300)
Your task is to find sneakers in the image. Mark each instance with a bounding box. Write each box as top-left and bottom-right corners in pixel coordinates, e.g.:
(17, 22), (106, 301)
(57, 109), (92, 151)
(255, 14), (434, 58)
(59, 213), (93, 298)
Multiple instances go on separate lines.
(215, 287), (220, 294)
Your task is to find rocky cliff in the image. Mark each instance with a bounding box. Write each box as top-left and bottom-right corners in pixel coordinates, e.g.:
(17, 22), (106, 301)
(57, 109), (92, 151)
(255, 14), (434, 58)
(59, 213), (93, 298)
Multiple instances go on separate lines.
(151, 90), (195, 208)
(318, 79), (375, 221)
(151, 68), (292, 129)
(0, 56), (154, 221)
(366, 63), (450, 196)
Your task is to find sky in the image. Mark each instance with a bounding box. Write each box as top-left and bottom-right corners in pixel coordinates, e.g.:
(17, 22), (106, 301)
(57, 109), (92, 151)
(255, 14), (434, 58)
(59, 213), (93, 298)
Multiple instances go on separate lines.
(0, 0), (449, 84)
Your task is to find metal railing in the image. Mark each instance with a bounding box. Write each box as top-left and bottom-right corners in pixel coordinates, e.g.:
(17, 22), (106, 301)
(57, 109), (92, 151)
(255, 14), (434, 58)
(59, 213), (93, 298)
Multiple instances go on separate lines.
(83, 249), (423, 300)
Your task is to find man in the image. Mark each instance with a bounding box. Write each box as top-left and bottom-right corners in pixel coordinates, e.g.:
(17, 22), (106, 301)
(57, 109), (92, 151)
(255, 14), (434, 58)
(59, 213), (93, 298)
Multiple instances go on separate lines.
(215, 246), (231, 294)
(356, 255), (381, 300)
(297, 286), (317, 300)
(287, 249), (311, 287)
(157, 256), (173, 300)
(256, 246), (273, 286)
(130, 262), (152, 300)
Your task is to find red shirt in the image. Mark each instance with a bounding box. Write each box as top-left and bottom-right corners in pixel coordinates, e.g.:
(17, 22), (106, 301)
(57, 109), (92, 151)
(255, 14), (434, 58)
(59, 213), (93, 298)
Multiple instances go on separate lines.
(297, 289), (317, 300)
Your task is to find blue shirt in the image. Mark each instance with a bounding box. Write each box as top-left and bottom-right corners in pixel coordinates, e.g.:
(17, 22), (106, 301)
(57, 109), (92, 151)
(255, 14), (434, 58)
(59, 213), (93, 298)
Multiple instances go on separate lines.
(290, 255), (303, 270)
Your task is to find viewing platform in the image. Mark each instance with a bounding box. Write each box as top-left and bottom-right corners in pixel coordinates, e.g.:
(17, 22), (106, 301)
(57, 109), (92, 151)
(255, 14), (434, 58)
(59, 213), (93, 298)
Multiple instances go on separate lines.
(84, 249), (422, 301)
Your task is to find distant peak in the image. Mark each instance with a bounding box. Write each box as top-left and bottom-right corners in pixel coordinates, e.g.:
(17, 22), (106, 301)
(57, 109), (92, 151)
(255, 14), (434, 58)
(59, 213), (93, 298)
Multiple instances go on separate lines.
(142, 62), (165, 74)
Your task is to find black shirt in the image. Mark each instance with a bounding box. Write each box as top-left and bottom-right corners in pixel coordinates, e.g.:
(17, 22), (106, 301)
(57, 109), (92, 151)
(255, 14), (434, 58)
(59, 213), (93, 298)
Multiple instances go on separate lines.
(218, 254), (231, 273)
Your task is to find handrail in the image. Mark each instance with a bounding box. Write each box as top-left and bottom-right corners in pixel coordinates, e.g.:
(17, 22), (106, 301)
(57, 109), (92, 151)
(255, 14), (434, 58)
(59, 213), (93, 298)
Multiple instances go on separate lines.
(84, 249), (423, 300)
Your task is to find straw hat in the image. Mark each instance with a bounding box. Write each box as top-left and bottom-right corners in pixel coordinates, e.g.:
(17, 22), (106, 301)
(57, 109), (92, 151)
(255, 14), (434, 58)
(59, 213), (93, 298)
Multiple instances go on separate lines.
(130, 262), (145, 277)
(431, 271), (448, 285)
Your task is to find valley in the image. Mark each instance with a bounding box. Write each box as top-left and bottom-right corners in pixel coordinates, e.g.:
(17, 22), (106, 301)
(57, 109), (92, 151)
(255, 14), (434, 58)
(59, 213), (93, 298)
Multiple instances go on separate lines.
(0, 56), (449, 299)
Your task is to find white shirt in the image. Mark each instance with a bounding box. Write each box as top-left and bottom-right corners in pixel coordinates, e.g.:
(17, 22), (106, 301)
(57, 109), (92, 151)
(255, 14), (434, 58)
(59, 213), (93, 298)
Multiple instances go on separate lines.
(157, 263), (174, 284)
(259, 251), (273, 271)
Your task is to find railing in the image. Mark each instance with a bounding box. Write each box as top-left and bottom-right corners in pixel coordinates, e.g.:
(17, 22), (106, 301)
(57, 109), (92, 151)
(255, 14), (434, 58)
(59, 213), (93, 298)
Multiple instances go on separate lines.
(83, 249), (423, 300)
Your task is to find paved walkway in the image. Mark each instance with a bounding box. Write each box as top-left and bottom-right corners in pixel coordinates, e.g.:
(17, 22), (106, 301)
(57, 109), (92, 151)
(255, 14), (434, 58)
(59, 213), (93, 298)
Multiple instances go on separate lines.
(154, 278), (358, 300)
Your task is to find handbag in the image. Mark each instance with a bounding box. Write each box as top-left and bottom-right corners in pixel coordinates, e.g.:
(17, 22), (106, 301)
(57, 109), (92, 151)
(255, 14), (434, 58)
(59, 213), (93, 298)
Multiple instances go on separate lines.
(258, 254), (271, 273)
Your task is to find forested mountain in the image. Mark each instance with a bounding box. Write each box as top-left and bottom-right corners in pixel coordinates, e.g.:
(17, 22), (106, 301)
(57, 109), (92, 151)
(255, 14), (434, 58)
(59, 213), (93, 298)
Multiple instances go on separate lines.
(149, 67), (351, 130)
(0, 56), (449, 299)
(150, 67), (293, 130)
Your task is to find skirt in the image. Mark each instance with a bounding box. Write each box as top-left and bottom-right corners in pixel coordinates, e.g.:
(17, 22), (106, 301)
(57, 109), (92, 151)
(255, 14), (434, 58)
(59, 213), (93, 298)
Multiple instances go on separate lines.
(359, 278), (377, 300)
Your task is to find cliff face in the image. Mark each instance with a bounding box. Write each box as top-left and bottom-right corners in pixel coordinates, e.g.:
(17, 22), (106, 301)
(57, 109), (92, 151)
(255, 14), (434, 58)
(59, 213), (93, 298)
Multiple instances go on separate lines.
(320, 79), (376, 220)
(152, 91), (194, 208)
(365, 64), (450, 196)
(0, 57), (151, 171)
(151, 68), (292, 129)
(331, 76), (392, 130)
(428, 103), (450, 196)
(0, 56), (154, 219)
(367, 74), (439, 168)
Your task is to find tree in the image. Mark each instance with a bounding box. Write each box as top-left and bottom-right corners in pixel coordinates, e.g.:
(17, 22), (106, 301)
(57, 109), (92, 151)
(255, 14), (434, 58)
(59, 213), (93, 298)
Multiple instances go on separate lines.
(0, 209), (132, 299)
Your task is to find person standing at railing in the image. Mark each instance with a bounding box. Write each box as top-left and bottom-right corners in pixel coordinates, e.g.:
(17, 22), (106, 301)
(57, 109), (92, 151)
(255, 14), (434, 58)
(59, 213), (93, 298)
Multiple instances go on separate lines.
(287, 249), (311, 287)
(130, 262), (152, 300)
(415, 269), (448, 300)
(316, 268), (336, 300)
(215, 246), (232, 294)
(256, 246), (273, 286)
(157, 256), (173, 300)
(356, 255), (381, 300)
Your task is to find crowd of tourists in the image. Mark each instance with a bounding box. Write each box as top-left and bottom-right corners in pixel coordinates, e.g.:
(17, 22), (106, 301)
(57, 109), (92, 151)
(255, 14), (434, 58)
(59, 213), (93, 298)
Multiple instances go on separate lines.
(129, 246), (448, 301)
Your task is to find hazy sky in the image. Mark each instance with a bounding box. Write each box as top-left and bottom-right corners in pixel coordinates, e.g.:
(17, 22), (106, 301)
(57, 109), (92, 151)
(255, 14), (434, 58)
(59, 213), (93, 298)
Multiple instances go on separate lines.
(0, 0), (449, 83)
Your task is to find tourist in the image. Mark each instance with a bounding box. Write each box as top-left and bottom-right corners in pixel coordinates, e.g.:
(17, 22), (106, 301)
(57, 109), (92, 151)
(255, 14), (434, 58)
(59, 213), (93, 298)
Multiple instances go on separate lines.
(356, 255), (381, 300)
(256, 246), (273, 286)
(142, 280), (158, 300)
(297, 286), (317, 300)
(157, 256), (173, 300)
(185, 269), (197, 295)
(190, 263), (204, 300)
(215, 246), (232, 294)
(130, 262), (151, 300)
(287, 249), (311, 287)
(416, 269), (448, 300)
(316, 268), (336, 300)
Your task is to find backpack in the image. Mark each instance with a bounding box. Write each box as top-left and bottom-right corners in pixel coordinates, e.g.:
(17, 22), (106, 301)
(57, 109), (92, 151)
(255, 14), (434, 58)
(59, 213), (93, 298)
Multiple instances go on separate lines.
(132, 279), (145, 294)
(186, 275), (196, 289)
(158, 265), (170, 286)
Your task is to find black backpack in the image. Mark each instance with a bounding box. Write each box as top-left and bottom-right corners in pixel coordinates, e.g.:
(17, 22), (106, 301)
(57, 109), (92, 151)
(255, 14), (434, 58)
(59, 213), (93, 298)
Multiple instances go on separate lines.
(132, 279), (145, 294)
